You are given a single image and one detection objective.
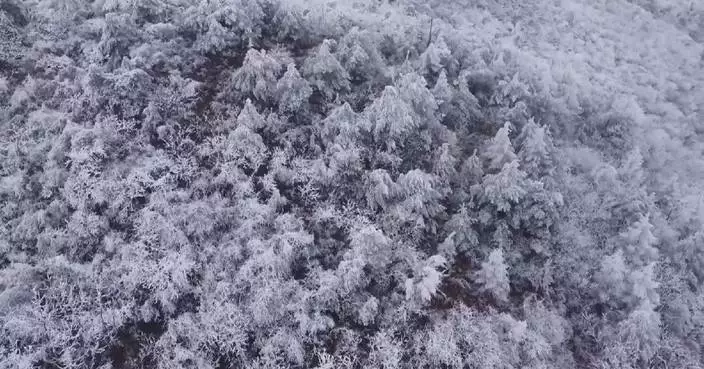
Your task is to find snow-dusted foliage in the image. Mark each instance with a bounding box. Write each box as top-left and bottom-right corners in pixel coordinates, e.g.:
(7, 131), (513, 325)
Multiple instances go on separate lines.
(1, 0), (703, 368)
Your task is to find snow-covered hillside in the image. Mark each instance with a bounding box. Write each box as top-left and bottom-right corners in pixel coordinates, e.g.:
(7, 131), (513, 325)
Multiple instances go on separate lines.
(1, 1), (702, 368)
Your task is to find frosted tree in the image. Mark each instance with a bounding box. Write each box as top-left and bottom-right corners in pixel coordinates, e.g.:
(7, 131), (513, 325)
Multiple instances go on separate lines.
(475, 248), (510, 302)
(302, 39), (350, 101)
(317, 103), (364, 187)
(595, 250), (629, 304)
(365, 169), (399, 211)
(393, 169), (446, 229)
(523, 297), (569, 350)
(0, 257), (126, 369)
(194, 18), (234, 54)
(358, 296), (379, 326)
(94, 12), (142, 68)
(363, 86), (417, 151)
(236, 98), (267, 131)
(321, 102), (359, 146)
(620, 214), (658, 267)
(215, 0), (266, 42)
(420, 318), (462, 369)
(596, 248), (659, 311)
(405, 254), (447, 303)
(491, 220), (513, 250)
(483, 122), (518, 171)
(420, 35), (451, 75)
(473, 160), (529, 213)
(395, 72), (438, 125)
(602, 301), (662, 369)
(335, 225), (393, 296)
(336, 26), (385, 82)
(276, 63), (312, 113)
(595, 214), (661, 310)
(512, 182), (564, 237)
(65, 209), (108, 259)
(224, 110), (269, 173)
(368, 331), (403, 369)
(433, 142), (458, 180)
(628, 262), (660, 307)
(444, 205), (479, 254)
(459, 149), (484, 189)
(141, 100), (163, 135)
(349, 225), (394, 272)
(231, 48), (282, 101)
(432, 69), (454, 117)
(518, 118), (555, 178)
(494, 73), (530, 108)
(611, 148), (650, 219)
(475, 123), (555, 234)
(102, 67), (155, 120)
(437, 232), (458, 262)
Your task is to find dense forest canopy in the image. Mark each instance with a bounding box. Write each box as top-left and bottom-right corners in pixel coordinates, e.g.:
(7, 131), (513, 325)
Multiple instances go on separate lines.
(1, 0), (703, 368)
